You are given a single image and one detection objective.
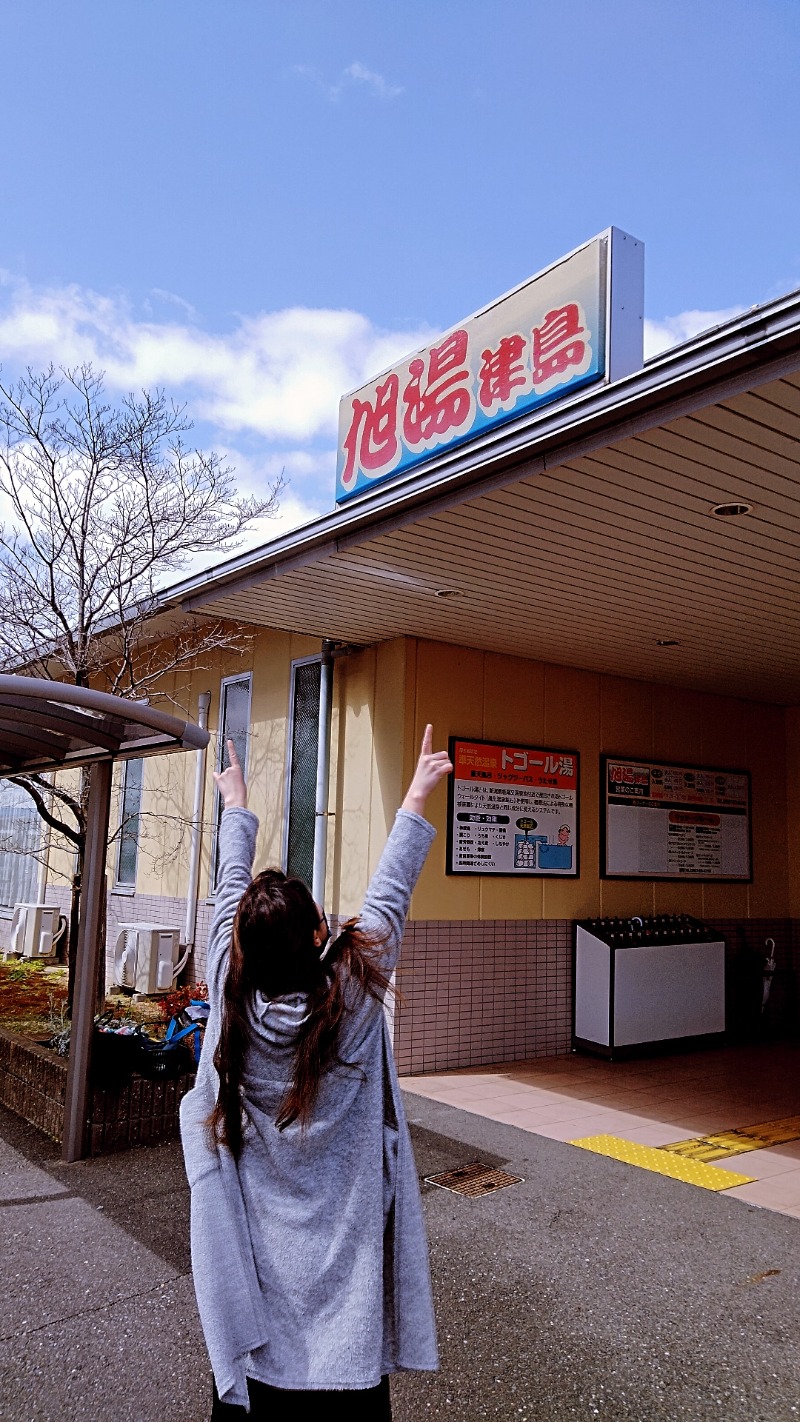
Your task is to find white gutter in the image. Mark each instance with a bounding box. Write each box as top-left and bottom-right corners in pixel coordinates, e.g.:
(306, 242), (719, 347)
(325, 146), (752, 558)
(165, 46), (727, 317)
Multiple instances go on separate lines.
(182, 689), (212, 951)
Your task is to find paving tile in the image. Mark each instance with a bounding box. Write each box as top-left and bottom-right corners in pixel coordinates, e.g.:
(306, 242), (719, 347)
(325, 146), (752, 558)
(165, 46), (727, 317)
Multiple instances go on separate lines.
(620, 1124), (684, 1146)
(0, 1167), (69, 1202)
(714, 1150), (800, 1181)
(490, 1100), (603, 1126)
(723, 1174), (800, 1209)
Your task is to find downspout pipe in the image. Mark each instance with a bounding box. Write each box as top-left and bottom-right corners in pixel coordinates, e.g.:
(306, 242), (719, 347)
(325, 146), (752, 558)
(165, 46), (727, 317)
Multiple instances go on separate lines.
(312, 641), (335, 907)
(182, 690), (212, 951)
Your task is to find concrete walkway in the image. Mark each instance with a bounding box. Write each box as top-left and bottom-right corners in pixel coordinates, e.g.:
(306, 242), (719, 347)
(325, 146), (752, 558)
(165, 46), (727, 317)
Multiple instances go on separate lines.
(1, 1095), (799, 1421)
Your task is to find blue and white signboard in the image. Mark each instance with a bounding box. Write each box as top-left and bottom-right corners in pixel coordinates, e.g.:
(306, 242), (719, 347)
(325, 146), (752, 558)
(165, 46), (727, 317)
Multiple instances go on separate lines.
(336, 227), (643, 503)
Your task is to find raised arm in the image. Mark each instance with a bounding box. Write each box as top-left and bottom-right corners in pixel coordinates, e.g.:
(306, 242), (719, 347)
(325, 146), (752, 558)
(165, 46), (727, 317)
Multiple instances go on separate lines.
(206, 740), (259, 994)
(358, 725), (452, 975)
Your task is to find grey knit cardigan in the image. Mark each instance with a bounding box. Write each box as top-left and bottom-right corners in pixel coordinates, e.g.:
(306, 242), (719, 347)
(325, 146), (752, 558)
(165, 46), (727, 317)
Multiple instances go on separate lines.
(179, 806), (439, 1408)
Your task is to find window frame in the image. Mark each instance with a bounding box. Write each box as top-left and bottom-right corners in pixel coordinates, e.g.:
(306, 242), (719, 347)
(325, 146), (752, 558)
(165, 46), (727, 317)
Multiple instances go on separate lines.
(282, 655), (321, 876)
(114, 756), (144, 892)
(210, 671), (253, 895)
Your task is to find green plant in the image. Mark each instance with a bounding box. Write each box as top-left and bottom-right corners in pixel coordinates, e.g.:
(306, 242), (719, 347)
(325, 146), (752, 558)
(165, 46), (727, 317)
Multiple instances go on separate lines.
(5, 959), (44, 983)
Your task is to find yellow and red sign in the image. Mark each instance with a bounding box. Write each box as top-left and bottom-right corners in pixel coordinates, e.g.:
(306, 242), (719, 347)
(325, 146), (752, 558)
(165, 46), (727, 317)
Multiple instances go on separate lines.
(447, 737), (579, 877)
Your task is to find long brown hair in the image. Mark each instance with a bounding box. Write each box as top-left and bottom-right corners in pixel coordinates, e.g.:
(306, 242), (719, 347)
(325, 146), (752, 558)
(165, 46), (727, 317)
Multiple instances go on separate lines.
(208, 869), (391, 1157)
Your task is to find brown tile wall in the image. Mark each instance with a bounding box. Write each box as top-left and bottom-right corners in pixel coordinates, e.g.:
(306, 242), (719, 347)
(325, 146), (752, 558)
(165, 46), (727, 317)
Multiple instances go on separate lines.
(6, 891), (799, 1081)
(393, 919), (573, 1075)
(393, 917), (800, 1077)
(0, 1024), (194, 1153)
(0, 1026), (67, 1140)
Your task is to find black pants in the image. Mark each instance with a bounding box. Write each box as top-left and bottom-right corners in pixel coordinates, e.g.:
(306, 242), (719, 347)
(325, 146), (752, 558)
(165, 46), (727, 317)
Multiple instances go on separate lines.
(211, 1374), (392, 1420)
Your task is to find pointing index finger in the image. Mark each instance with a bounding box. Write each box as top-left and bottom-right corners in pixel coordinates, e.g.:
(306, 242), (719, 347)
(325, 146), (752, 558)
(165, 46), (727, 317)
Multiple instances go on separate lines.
(226, 738), (241, 769)
(421, 723), (433, 757)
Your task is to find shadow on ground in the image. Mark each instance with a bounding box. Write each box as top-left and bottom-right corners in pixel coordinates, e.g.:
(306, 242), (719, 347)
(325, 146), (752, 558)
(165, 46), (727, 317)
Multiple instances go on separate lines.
(3, 1095), (800, 1421)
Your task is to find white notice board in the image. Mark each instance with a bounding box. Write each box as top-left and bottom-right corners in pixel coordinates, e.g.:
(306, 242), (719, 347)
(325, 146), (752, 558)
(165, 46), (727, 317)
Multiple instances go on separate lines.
(602, 756), (751, 881)
(447, 737), (579, 876)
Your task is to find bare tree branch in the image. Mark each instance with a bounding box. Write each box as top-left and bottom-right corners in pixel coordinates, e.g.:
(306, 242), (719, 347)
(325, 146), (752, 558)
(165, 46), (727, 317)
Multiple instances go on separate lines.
(0, 363), (281, 989)
(10, 775), (82, 848)
(0, 364), (282, 687)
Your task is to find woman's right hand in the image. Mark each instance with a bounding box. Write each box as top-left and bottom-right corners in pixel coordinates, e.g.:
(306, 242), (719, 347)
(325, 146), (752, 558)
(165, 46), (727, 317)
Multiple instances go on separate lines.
(214, 739), (248, 809)
(401, 724), (453, 817)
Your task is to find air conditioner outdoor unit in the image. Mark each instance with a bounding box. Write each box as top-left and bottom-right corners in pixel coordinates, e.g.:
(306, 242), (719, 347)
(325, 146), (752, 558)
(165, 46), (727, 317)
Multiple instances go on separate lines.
(113, 923), (182, 995)
(10, 903), (60, 959)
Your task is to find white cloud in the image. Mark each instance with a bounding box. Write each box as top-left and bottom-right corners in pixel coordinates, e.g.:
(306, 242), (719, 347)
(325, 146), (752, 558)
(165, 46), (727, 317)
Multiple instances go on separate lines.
(0, 274), (417, 547)
(0, 273), (431, 442)
(212, 444), (331, 529)
(644, 306), (745, 360)
(343, 62), (404, 100)
(293, 60), (403, 102)
(0, 272), (756, 547)
(147, 288), (198, 320)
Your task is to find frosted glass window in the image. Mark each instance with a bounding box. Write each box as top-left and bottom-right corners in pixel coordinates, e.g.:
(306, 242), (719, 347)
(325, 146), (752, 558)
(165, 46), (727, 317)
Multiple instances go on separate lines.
(212, 675), (251, 890)
(0, 779), (39, 908)
(116, 758), (143, 887)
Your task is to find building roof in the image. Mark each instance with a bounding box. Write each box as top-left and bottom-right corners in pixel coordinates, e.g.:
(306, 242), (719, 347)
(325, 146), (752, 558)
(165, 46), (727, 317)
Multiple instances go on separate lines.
(168, 287), (800, 705)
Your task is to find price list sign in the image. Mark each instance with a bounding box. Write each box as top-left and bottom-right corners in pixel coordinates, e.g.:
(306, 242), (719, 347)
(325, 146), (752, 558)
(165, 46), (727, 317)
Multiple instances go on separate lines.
(446, 738), (579, 877)
(602, 756), (751, 881)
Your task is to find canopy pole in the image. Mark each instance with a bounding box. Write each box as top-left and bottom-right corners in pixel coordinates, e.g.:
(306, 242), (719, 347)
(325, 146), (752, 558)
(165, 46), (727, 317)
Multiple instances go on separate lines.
(312, 641), (335, 906)
(62, 760), (113, 1163)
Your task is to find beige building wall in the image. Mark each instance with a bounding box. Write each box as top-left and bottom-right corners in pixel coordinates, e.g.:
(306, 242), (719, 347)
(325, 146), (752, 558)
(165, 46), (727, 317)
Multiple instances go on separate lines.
(329, 638), (409, 918)
(57, 630), (409, 922)
(37, 630), (793, 935)
(126, 631), (320, 902)
(404, 637), (790, 924)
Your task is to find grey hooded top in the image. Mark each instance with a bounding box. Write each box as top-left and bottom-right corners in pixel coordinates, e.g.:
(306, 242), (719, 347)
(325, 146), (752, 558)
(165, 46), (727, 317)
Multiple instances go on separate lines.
(179, 805), (439, 1407)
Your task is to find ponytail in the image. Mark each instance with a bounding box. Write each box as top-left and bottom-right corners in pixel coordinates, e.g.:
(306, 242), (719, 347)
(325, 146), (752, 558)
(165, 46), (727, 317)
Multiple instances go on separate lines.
(275, 920), (392, 1131)
(207, 869), (391, 1157)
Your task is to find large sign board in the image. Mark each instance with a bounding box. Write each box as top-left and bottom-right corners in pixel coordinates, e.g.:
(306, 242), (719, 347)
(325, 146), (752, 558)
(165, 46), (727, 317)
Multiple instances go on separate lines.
(336, 227), (643, 503)
(446, 737), (579, 877)
(602, 756), (751, 881)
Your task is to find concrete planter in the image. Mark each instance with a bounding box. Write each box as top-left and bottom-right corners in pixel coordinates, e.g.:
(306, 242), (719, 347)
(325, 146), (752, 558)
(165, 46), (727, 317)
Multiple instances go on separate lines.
(0, 1024), (195, 1154)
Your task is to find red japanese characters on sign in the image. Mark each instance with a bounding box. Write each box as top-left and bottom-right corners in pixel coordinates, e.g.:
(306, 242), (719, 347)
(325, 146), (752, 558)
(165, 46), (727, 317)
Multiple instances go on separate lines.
(478, 333), (528, 416)
(453, 741), (576, 789)
(531, 303), (592, 394)
(338, 305), (592, 493)
(339, 373), (401, 491)
(336, 229), (647, 500)
(609, 764), (649, 787)
(402, 330), (474, 450)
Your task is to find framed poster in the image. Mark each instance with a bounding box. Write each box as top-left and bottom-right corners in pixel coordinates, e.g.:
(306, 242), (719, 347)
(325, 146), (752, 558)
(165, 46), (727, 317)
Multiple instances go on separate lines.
(446, 737), (579, 877)
(602, 756), (751, 882)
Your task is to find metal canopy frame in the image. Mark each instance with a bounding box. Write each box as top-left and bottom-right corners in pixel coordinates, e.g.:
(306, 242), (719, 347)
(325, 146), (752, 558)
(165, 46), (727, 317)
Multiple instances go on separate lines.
(0, 676), (209, 1161)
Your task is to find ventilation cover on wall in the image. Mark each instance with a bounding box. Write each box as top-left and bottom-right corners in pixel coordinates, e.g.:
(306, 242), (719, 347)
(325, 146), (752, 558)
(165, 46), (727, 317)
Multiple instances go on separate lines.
(10, 904), (60, 959)
(113, 923), (181, 995)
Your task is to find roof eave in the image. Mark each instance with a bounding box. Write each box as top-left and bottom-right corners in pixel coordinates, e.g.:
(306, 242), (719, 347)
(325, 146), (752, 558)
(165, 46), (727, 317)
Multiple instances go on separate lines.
(166, 288), (800, 613)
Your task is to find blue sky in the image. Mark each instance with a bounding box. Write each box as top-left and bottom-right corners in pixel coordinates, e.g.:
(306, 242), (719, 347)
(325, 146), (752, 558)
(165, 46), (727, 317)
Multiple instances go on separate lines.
(0, 0), (798, 542)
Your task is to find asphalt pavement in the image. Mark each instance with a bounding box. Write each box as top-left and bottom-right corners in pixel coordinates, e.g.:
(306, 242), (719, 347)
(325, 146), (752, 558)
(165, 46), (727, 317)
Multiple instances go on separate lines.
(1, 1092), (798, 1421)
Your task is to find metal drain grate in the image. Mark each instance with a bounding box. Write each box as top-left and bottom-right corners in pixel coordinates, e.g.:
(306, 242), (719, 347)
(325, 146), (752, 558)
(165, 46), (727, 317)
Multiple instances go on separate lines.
(424, 1161), (523, 1198)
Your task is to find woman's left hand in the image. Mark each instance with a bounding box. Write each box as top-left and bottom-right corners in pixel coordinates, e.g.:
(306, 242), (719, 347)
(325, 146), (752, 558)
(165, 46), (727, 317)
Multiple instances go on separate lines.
(214, 739), (248, 809)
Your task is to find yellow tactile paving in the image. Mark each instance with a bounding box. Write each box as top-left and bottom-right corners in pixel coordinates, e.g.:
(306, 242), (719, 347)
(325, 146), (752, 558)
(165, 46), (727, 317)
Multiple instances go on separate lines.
(569, 1134), (755, 1190)
(663, 1115), (800, 1162)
